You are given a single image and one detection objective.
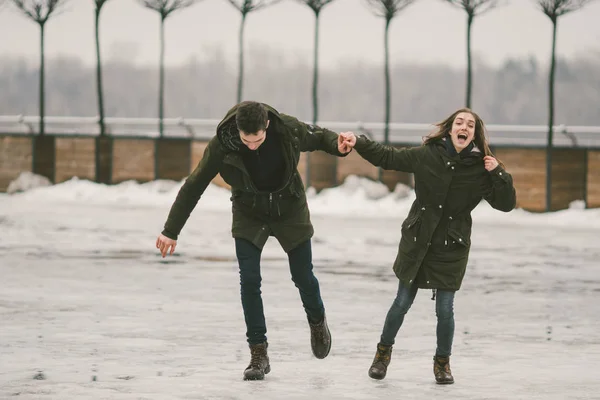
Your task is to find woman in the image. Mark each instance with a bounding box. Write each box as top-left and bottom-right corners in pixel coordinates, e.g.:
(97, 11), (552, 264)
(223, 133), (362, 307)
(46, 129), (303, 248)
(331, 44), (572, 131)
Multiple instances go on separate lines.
(338, 108), (516, 384)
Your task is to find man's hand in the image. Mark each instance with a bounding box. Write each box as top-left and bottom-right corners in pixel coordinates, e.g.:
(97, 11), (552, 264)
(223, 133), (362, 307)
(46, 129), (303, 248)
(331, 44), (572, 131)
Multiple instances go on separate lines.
(337, 131), (357, 154)
(156, 234), (177, 258)
(483, 156), (499, 172)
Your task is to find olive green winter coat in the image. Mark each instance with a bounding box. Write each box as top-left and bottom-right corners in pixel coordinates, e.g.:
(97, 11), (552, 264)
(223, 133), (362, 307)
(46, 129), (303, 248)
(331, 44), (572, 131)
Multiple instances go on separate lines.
(354, 135), (516, 290)
(161, 103), (347, 252)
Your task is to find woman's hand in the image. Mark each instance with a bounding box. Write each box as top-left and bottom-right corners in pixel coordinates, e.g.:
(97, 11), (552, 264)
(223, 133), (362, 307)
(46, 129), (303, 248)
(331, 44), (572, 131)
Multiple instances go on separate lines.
(483, 156), (499, 172)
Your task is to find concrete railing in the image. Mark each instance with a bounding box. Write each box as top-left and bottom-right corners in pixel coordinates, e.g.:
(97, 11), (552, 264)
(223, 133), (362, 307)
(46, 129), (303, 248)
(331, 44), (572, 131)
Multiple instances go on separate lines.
(1, 115), (599, 148)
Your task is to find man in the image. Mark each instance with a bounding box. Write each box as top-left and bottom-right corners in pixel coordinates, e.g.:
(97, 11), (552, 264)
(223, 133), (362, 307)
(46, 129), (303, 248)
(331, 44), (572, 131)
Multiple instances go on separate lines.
(155, 101), (352, 380)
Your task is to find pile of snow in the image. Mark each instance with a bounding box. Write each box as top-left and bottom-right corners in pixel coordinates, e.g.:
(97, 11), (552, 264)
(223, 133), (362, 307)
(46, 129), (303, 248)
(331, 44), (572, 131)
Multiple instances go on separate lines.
(7, 171), (52, 194)
(4, 175), (231, 209)
(3, 173), (600, 228)
(308, 175), (414, 217)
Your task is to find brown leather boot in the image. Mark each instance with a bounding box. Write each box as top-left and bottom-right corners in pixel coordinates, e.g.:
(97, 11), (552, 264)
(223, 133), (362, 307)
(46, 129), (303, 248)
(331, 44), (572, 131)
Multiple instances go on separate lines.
(309, 314), (331, 359)
(433, 355), (454, 384)
(243, 342), (270, 381)
(368, 343), (393, 380)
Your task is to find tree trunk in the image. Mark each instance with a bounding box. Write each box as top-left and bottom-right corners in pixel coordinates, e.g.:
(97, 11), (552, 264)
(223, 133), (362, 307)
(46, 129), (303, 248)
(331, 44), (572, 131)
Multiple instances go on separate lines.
(312, 11), (320, 126)
(159, 14), (166, 137)
(39, 22), (45, 136)
(305, 11), (321, 189)
(237, 12), (247, 104)
(95, 5), (106, 136)
(466, 12), (473, 109)
(383, 17), (391, 145)
(380, 17), (391, 182)
(546, 18), (557, 212)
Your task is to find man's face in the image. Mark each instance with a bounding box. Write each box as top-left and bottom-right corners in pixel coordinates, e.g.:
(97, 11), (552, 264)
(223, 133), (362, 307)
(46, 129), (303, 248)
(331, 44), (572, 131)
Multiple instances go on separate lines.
(239, 120), (269, 151)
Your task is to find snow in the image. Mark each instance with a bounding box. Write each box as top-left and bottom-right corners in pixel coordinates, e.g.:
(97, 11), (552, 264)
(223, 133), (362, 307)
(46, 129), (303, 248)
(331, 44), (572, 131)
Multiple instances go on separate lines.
(7, 171), (52, 194)
(0, 174), (598, 399)
(7, 172), (600, 229)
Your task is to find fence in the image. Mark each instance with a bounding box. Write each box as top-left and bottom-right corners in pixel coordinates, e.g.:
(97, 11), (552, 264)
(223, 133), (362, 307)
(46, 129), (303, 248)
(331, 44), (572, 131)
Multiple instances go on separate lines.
(1, 116), (599, 211)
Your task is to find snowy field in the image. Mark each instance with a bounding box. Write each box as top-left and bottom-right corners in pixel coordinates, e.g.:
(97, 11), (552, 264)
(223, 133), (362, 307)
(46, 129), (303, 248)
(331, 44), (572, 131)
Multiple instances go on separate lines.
(1, 175), (599, 400)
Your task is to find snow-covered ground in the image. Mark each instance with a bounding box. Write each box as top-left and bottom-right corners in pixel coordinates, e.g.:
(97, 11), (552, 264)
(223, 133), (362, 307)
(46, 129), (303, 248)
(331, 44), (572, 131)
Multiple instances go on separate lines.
(0, 175), (599, 400)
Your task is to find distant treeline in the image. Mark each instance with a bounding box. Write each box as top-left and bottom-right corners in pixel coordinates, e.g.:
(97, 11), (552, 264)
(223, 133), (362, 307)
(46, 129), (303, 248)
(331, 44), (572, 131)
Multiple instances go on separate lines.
(1, 50), (599, 125)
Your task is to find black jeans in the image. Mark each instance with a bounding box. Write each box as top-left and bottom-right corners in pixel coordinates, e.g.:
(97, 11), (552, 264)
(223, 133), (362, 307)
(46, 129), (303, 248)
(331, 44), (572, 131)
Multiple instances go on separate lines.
(380, 282), (455, 357)
(235, 238), (325, 344)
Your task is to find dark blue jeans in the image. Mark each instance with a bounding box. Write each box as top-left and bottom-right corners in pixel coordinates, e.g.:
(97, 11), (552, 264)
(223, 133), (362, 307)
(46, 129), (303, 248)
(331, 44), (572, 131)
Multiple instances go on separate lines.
(235, 238), (325, 344)
(380, 282), (455, 357)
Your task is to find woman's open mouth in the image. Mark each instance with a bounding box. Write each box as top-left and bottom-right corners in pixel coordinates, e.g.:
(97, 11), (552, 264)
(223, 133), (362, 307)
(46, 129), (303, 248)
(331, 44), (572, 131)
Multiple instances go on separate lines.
(457, 132), (468, 144)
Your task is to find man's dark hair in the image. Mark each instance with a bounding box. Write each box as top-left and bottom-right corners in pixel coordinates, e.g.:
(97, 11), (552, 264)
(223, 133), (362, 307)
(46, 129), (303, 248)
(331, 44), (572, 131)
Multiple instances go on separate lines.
(236, 101), (268, 134)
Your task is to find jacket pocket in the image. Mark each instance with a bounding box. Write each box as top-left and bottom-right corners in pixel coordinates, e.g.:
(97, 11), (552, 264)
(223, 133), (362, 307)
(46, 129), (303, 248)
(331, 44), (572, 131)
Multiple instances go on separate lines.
(401, 209), (422, 231)
(231, 192), (262, 213)
(288, 173), (304, 198)
(446, 228), (471, 247)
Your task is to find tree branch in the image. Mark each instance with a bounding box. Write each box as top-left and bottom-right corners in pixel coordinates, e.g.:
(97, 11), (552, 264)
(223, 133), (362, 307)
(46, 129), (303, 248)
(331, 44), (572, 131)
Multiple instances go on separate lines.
(12, 0), (65, 23)
(365, 0), (417, 20)
(138, 0), (199, 18)
(443, 0), (501, 16)
(537, 0), (595, 19)
(296, 0), (335, 14)
(94, 0), (110, 10)
(227, 0), (281, 15)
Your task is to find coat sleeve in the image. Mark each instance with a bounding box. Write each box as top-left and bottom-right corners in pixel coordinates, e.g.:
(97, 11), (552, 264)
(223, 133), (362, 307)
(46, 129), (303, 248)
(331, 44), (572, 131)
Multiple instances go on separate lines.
(482, 165), (517, 212)
(280, 113), (348, 157)
(162, 136), (225, 239)
(353, 135), (421, 173)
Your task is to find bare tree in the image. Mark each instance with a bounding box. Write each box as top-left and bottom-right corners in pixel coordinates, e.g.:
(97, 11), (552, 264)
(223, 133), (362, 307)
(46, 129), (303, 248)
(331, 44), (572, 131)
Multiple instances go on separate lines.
(366, 0), (417, 181)
(296, 0), (336, 188)
(11, 0), (66, 135)
(297, 0), (335, 126)
(94, 0), (112, 136)
(536, 0), (595, 211)
(138, 0), (201, 137)
(227, 0), (280, 103)
(442, 0), (500, 108)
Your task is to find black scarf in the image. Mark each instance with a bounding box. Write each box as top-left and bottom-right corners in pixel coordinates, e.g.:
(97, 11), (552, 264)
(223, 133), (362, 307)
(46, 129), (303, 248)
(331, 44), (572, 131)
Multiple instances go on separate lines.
(444, 135), (475, 159)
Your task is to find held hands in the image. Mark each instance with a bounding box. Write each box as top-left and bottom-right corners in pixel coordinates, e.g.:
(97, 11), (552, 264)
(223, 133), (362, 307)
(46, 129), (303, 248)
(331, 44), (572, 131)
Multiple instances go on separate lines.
(483, 156), (499, 172)
(337, 131), (357, 154)
(156, 233), (177, 258)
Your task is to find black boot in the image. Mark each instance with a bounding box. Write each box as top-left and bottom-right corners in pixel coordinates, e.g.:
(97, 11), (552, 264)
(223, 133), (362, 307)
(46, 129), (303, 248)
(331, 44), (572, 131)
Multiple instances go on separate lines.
(368, 343), (393, 380)
(433, 355), (454, 384)
(243, 342), (270, 381)
(308, 314), (331, 359)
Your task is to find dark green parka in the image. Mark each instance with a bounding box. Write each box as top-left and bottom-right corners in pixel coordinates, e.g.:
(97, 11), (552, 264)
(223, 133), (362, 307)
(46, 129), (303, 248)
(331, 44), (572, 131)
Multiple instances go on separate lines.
(354, 135), (516, 291)
(161, 103), (347, 252)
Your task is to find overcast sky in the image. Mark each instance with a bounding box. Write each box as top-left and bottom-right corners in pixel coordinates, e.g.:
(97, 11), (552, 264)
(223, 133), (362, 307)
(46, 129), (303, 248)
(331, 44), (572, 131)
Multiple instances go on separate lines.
(0, 0), (599, 69)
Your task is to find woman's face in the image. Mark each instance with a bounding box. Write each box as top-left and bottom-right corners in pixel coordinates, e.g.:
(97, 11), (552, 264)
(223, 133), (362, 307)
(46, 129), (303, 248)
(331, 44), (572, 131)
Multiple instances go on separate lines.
(449, 112), (476, 152)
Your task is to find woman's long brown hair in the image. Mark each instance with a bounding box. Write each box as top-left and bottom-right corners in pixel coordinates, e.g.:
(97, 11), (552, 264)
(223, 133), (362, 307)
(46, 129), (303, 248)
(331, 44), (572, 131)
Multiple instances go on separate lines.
(423, 108), (504, 167)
